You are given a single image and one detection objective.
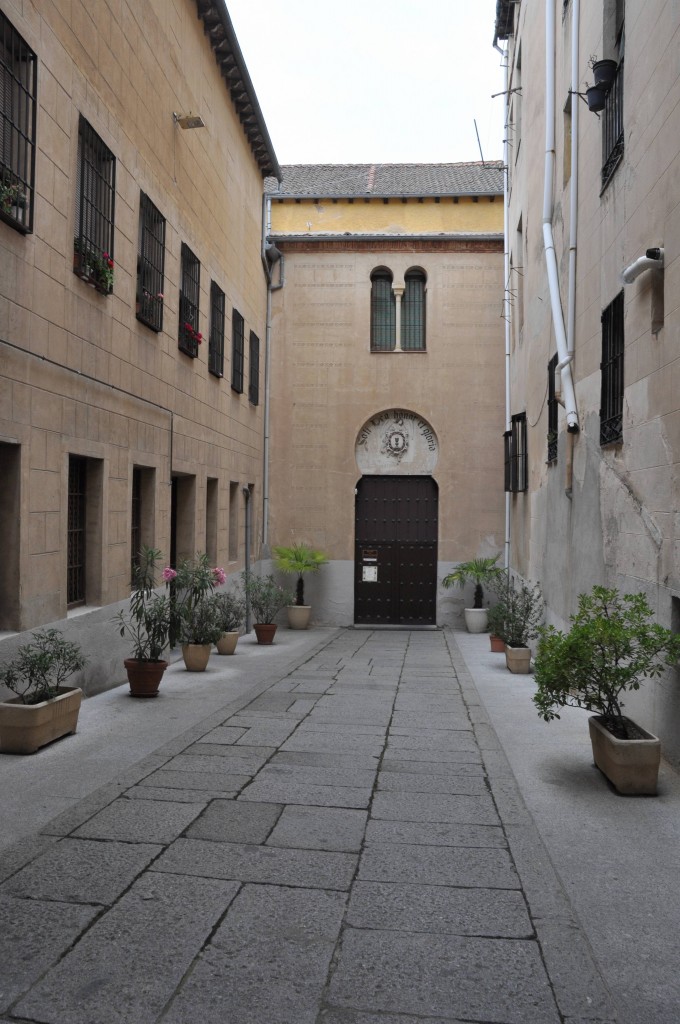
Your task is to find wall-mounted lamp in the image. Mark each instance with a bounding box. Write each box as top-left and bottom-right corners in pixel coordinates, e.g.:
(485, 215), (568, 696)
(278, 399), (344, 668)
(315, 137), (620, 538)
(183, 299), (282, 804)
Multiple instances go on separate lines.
(173, 112), (205, 130)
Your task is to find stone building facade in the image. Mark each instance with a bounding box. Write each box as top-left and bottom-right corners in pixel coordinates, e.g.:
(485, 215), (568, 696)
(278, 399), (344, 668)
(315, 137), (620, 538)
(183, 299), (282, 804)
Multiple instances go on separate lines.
(265, 164), (506, 626)
(0, 0), (278, 690)
(495, 0), (680, 758)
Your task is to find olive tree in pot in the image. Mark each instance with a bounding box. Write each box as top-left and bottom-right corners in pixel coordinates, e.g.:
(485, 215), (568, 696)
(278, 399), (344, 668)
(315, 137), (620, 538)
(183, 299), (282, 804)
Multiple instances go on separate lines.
(241, 572), (293, 644)
(273, 543), (328, 629)
(442, 556), (504, 632)
(533, 586), (680, 795)
(164, 554), (226, 671)
(213, 591), (245, 655)
(503, 578), (543, 672)
(0, 630), (86, 754)
(115, 546), (172, 697)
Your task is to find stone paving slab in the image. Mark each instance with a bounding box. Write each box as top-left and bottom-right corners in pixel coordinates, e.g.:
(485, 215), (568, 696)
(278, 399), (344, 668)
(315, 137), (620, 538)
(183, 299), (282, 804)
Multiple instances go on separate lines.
(347, 881), (532, 938)
(380, 757), (485, 776)
(281, 731), (386, 755)
(0, 838), (161, 905)
(320, 1014), (470, 1024)
(192, 725), (246, 744)
(371, 790), (500, 826)
(386, 730), (478, 751)
(13, 873), (240, 1024)
(255, 763), (378, 789)
(273, 750), (381, 770)
(135, 768), (249, 792)
(326, 929), (561, 1023)
(376, 770), (488, 795)
(381, 746), (482, 764)
(0, 895), (99, 1012)
(185, 799), (282, 843)
(294, 721), (387, 735)
(125, 785), (223, 802)
(358, 842), (519, 889)
(162, 885), (346, 1024)
(365, 818), (507, 848)
(390, 711), (473, 731)
(267, 806), (368, 852)
(160, 751), (272, 773)
(239, 778), (372, 808)
(151, 837), (358, 889)
(73, 797), (203, 844)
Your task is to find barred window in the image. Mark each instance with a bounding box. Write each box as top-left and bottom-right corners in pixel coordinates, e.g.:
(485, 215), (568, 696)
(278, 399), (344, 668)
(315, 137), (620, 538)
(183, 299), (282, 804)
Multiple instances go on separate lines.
(131, 467), (141, 584)
(401, 268), (426, 351)
(504, 412), (527, 493)
(370, 268), (395, 351)
(547, 353), (558, 464)
(68, 456), (87, 606)
(231, 309), (244, 393)
(601, 59), (624, 191)
(600, 291), (624, 446)
(74, 116), (116, 294)
(136, 192), (165, 332)
(0, 13), (37, 233)
(209, 281), (225, 378)
(249, 331), (260, 405)
(178, 243), (201, 357)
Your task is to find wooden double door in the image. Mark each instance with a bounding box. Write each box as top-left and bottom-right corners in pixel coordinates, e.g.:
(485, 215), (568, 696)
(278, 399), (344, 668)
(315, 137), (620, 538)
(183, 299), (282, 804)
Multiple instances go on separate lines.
(354, 475), (438, 626)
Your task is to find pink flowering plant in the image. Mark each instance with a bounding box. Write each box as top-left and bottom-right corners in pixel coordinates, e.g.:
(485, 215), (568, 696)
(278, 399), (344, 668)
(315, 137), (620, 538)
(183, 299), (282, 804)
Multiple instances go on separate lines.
(115, 546), (171, 662)
(166, 553), (226, 645)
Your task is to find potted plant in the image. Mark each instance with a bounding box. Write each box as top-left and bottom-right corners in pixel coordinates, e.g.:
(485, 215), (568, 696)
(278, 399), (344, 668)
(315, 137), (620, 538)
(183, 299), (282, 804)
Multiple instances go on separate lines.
(442, 555), (504, 632)
(115, 546), (171, 697)
(164, 554), (226, 671)
(241, 571), (293, 644)
(0, 630), (86, 754)
(533, 586), (680, 794)
(273, 542), (328, 629)
(486, 602), (507, 653)
(213, 591), (245, 655)
(503, 578), (543, 672)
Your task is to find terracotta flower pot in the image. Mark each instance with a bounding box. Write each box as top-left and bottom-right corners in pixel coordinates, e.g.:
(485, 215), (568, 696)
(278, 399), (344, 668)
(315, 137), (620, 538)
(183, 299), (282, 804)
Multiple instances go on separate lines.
(0, 687), (83, 755)
(490, 634), (505, 653)
(253, 623), (277, 645)
(181, 643), (211, 671)
(124, 658), (168, 698)
(215, 631), (239, 655)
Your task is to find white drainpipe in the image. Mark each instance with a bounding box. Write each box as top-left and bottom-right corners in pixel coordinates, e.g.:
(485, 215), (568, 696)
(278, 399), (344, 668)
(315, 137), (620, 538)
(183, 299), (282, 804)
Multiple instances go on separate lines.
(543, 0), (580, 432)
(496, 44), (512, 571)
(567, 0), (580, 360)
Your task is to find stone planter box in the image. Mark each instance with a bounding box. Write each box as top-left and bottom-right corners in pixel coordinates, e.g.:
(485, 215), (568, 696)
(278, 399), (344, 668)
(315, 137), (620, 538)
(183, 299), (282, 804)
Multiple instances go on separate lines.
(588, 715), (661, 795)
(0, 687), (83, 754)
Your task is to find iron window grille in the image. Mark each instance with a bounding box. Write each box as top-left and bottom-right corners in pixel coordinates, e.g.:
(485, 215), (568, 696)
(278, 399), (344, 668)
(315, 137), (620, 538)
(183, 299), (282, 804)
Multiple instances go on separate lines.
(401, 269), (426, 351)
(74, 116), (116, 294)
(68, 456), (87, 606)
(131, 467), (141, 585)
(370, 269), (395, 351)
(136, 192), (165, 332)
(0, 13), (36, 233)
(178, 243), (201, 357)
(504, 412), (527, 492)
(249, 331), (260, 405)
(547, 353), (558, 463)
(600, 291), (624, 446)
(208, 281), (225, 377)
(231, 309), (244, 393)
(601, 59), (624, 191)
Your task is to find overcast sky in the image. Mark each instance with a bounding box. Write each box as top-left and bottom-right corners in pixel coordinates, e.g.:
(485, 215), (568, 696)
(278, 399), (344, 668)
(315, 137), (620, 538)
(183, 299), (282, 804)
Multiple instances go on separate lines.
(225, 0), (506, 166)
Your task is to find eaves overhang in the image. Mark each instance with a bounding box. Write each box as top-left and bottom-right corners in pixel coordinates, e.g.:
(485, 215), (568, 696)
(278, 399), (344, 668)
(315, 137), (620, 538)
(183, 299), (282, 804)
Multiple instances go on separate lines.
(195, 0), (281, 180)
(494, 0), (514, 41)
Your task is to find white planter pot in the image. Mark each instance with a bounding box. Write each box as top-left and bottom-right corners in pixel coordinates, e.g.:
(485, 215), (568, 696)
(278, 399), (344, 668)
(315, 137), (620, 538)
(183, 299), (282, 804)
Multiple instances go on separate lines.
(215, 631), (239, 655)
(588, 715), (661, 795)
(463, 608), (488, 633)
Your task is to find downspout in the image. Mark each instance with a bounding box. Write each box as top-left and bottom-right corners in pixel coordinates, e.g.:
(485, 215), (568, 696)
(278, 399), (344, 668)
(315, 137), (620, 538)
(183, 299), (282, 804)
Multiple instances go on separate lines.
(543, 0), (579, 433)
(261, 194), (285, 552)
(565, 0), (581, 494)
(495, 37), (512, 570)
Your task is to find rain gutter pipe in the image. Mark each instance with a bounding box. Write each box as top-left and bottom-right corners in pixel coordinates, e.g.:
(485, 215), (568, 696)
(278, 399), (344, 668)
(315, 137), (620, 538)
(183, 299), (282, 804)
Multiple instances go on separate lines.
(544, 0), (579, 433)
(494, 36), (512, 571)
(261, 194), (285, 552)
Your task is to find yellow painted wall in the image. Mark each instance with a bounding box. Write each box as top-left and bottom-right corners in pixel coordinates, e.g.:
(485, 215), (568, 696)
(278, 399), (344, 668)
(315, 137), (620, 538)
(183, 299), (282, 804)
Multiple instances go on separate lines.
(271, 197), (503, 236)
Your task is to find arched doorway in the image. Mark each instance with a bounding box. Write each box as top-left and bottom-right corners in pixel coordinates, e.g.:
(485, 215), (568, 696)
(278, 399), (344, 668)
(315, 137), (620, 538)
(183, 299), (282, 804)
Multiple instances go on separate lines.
(354, 409), (439, 626)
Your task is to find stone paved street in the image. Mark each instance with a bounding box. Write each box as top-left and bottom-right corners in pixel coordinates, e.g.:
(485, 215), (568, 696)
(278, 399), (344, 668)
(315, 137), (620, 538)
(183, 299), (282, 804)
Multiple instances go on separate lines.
(2, 627), (676, 1022)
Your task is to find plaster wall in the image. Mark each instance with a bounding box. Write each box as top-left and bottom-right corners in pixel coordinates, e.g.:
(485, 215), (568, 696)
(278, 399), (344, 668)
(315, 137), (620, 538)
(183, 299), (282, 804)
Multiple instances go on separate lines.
(271, 196), (502, 236)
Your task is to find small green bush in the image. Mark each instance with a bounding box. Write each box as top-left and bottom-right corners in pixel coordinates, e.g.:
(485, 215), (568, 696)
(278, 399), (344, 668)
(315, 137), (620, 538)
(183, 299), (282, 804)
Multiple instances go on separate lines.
(0, 629), (86, 705)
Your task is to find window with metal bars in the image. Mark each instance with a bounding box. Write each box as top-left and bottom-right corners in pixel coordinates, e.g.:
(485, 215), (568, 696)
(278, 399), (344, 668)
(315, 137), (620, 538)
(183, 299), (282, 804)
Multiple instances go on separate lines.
(68, 456), (87, 606)
(74, 116), (116, 294)
(370, 268), (395, 351)
(178, 243), (201, 357)
(231, 309), (244, 393)
(0, 13), (36, 233)
(208, 281), (225, 377)
(136, 193), (165, 332)
(547, 353), (558, 464)
(601, 59), (624, 190)
(130, 467), (142, 584)
(249, 331), (260, 405)
(401, 268), (426, 350)
(504, 413), (527, 493)
(600, 291), (624, 446)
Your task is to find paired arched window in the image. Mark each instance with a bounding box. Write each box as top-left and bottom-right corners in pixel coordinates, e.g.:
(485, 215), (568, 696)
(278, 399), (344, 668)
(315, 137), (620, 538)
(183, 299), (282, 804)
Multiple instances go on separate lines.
(370, 267), (426, 352)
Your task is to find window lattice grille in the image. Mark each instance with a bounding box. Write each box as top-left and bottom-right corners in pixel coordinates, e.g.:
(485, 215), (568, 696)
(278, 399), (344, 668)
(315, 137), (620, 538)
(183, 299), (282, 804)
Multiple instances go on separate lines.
(504, 413), (527, 493)
(370, 270), (396, 351)
(601, 60), (624, 190)
(131, 467), (141, 585)
(600, 291), (624, 445)
(178, 243), (200, 357)
(208, 281), (225, 377)
(74, 116), (116, 294)
(0, 12), (36, 232)
(401, 270), (426, 350)
(547, 353), (558, 463)
(231, 309), (244, 393)
(68, 456), (87, 606)
(136, 193), (165, 332)
(249, 331), (260, 405)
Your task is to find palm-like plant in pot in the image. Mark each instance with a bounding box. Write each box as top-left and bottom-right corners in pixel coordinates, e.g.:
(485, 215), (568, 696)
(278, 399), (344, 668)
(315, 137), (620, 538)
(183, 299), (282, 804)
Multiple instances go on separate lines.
(213, 591), (245, 655)
(115, 546), (171, 697)
(533, 586), (680, 794)
(0, 629), (86, 753)
(442, 555), (504, 632)
(241, 571), (293, 644)
(273, 542), (328, 629)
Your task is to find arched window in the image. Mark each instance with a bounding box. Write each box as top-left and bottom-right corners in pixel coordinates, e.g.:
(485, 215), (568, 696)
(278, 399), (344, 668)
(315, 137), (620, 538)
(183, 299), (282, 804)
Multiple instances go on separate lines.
(370, 268), (395, 351)
(402, 268), (426, 350)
